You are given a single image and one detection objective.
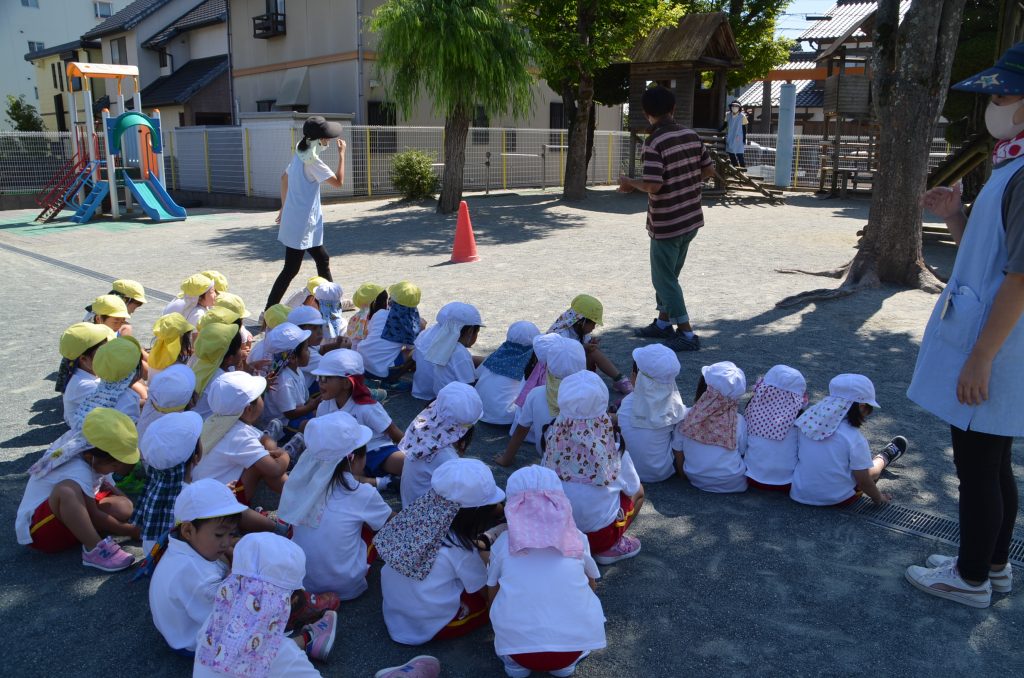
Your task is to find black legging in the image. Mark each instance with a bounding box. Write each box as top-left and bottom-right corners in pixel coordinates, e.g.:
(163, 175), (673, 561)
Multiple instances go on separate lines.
(951, 425), (1018, 581)
(265, 245), (332, 309)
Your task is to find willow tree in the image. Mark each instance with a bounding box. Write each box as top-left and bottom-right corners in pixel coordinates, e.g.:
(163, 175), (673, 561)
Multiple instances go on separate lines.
(371, 0), (535, 214)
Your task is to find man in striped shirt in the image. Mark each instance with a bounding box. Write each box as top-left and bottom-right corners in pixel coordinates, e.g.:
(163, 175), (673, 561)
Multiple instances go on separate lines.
(619, 86), (715, 352)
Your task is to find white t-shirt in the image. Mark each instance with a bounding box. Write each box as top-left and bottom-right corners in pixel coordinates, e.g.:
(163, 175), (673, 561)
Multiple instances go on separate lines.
(291, 474), (392, 600)
(790, 422), (873, 506)
(516, 386), (554, 457)
(432, 344), (476, 397)
(264, 367), (307, 421)
(411, 345), (433, 400)
(487, 531), (606, 656)
(186, 305), (207, 329)
(381, 544), (488, 645)
(673, 414), (748, 493)
(561, 452), (641, 534)
(192, 624), (321, 677)
(150, 536), (229, 651)
(16, 456), (100, 545)
(191, 420), (269, 486)
(400, 448), (458, 509)
(475, 366), (521, 426)
(316, 397), (393, 452)
(116, 388), (143, 422)
(617, 394), (682, 483)
(63, 369), (99, 427)
(744, 427), (800, 486)
(193, 368), (225, 420)
(357, 310), (404, 378)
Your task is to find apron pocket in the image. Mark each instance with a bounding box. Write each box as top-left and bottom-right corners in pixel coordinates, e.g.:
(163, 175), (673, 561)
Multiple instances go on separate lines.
(936, 284), (985, 353)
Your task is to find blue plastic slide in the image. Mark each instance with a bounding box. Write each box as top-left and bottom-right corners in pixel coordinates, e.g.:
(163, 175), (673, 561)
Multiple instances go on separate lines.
(122, 172), (187, 222)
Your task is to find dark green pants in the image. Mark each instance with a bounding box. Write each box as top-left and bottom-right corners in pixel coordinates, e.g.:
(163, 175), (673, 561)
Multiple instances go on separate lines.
(649, 230), (698, 324)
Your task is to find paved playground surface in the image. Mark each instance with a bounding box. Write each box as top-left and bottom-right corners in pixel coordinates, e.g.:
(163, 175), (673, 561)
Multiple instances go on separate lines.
(0, 188), (1021, 676)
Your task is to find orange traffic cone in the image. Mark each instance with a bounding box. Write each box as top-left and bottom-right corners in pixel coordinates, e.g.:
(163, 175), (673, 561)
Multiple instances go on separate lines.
(450, 200), (480, 263)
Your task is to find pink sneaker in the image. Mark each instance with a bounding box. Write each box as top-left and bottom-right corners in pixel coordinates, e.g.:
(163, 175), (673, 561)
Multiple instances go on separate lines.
(375, 655), (442, 678)
(612, 377), (634, 395)
(304, 610), (338, 661)
(81, 536), (135, 572)
(594, 534), (641, 565)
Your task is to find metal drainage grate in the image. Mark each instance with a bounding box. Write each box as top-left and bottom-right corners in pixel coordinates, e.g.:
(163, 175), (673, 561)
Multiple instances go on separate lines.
(844, 497), (1024, 567)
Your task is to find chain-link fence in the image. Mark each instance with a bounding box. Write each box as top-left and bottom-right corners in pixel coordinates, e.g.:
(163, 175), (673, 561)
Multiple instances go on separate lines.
(0, 131), (75, 195)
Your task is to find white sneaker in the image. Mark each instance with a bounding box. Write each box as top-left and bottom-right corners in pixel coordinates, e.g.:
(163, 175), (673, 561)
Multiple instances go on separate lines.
(925, 554), (1012, 593)
(376, 475), (391, 492)
(905, 560), (992, 608)
(499, 655), (531, 678)
(282, 433), (305, 456)
(262, 418), (285, 442)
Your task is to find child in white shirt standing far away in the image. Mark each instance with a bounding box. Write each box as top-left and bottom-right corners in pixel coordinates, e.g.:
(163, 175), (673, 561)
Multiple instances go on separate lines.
(476, 321), (541, 426)
(279, 412), (394, 601)
(743, 365), (808, 492)
(790, 374), (907, 507)
(673, 361), (748, 493)
(617, 344), (687, 483)
(412, 302), (485, 401)
(488, 465), (606, 678)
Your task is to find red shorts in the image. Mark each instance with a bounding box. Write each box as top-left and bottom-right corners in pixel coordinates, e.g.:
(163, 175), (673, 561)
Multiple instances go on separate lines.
(29, 489), (112, 554)
(361, 524), (378, 565)
(834, 490), (863, 507)
(746, 478), (791, 492)
(432, 590), (489, 641)
(231, 476), (250, 507)
(585, 492), (637, 555)
(510, 651), (583, 672)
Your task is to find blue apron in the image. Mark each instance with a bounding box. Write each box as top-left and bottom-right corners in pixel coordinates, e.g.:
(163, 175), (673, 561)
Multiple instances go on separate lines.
(907, 154), (1024, 436)
(724, 112), (745, 155)
(277, 155), (325, 250)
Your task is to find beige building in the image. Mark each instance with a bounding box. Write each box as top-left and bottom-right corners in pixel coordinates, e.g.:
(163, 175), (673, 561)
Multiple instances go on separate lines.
(228, 0), (621, 131)
(23, 40), (111, 132)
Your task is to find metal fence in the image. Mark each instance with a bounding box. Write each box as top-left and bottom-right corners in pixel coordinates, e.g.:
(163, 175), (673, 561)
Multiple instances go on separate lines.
(1, 127), (960, 198)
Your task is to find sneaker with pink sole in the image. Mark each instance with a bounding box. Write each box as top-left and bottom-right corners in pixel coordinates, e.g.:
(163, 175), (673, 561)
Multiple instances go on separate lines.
(926, 555), (1012, 593)
(304, 609), (338, 661)
(82, 536), (135, 572)
(905, 560), (992, 608)
(594, 534), (641, 565)
(374, 655), (442, 678)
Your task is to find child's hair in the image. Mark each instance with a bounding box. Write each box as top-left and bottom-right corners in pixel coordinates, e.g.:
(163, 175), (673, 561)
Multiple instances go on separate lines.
(445, 505), (499, 550)
(297, 136), (311, 152)
(453, 426), (475, 455)
(81, 340), (106, 363)
(109, 290), (132, 305)
(459, 325), (481, 340)
(570, 318), (589, 339)
(188, 514), (242, 531)
(178, 332), (194, 361)
(369, 290), (389, 318)
(523, 353), (538, 380)
(328, 445), (368, 492)
(694, 375), (708, 402)
(223, 330), (244, 362)
(642, 85), (675, 118)
(82, 447), (114, 464)
(845, 402), (872, 428)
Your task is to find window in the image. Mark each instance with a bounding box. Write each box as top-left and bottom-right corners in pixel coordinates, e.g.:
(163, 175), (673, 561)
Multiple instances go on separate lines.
(27, 41), (45, 53)
(158, 49), (169, 68)
(110, 37), (127, 65)
(367, 101), (397, 153)
(22, 0), (40, 8)
(549, 101), (567, 145)
(472, 105), (489, 145)
(94, 1), (113, 17)
(256, 99), (275, 112)
(34, 87), (39, 99)
(51, 63), (59, 90)
(266, 0), (285, 12)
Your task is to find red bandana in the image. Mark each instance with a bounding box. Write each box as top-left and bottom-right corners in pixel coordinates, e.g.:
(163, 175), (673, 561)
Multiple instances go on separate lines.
(993, 129), (1024, 165)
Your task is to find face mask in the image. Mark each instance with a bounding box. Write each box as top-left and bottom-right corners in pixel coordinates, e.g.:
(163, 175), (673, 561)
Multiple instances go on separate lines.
(985, 99), (1024, 140)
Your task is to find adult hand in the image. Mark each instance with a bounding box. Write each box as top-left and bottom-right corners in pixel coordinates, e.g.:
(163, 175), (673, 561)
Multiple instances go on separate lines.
(920, 182), (963, 220)
(957, 351), (993, 405)
(275, 210), (282, 225)
(336, 138), (346, 153)
(617, 175), (635, 193)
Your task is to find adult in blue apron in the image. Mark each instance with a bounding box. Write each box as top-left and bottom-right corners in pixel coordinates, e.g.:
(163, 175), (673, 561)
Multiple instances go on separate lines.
(720, 101), (746, 168)
(905, 44), (1024, 609)
(265, 116), (346, 310)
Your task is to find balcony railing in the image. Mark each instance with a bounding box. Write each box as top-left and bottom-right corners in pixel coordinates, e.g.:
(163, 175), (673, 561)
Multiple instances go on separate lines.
(253, 12), (286, 39)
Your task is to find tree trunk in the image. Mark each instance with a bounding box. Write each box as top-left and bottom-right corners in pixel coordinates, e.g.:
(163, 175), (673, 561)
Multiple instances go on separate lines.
(563, 72), (594, 201)
(437, 103), (471, 214)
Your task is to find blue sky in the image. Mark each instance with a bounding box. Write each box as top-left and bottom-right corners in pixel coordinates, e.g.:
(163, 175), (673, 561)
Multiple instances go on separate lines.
(774, 0), (838, 41)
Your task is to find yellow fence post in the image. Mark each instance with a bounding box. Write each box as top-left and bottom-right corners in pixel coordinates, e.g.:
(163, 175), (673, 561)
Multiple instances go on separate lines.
(560, 131), (565, 185)
(204, 129), (211, 193)
(502, 130), (508, 190)
(168, 131), (177, 190)
(244, 127), (253, 197)
(792, 135), (801, 187)
(606, 133), (613, 183)
(366, 127), (373, 198)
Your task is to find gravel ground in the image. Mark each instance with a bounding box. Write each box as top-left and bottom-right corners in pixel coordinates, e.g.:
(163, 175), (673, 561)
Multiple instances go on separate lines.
(0, 188), (1020, 677)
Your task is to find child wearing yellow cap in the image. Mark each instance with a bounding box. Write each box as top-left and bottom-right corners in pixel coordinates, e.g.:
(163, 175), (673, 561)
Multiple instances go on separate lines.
(548, 295), (633, 396)
(89, 294), (132, 335)
(148, 313), (196, 380)
(72, 336), (147, 426)
(357, 281), (422, 385)
(16, 407), (141, 571)
(191, 323), (244, 420)
(345, 282), (388, 350)
(163, 274), (218, 329)
(58, 323), (116, 425)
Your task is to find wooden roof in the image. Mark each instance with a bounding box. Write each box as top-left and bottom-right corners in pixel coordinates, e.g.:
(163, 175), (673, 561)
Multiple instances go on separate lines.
(629, 12), (742, 68)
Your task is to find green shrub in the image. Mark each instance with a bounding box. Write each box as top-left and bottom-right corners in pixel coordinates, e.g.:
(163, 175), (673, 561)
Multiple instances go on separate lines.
(392, 149), (439, 200)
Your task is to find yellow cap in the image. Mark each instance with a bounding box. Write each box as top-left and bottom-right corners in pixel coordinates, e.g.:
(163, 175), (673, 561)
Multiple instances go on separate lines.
(388, 281), (421, 308)
(181, 274), (214, 298)
(93, 336), (142, 382)
(82, 407), (139, 464)
(192, 323), (240, 394)
(306, 276), (329, 295)
(201, 270), (229, 293)
(215, 292), (250, 318)
(92, 294), (131, 319)
(352, 283), (385, 309)
(111, 279), (147, 303)
(59, 322), (115, 360)
(571, 294), (604, 325)
(264, 303), (291, 329)
(150, 313), (195, 370)
(198, 306), (241, 329)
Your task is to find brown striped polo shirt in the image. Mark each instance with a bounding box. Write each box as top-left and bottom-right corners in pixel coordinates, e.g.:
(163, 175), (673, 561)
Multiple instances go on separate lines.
(642, 122), (713, 239)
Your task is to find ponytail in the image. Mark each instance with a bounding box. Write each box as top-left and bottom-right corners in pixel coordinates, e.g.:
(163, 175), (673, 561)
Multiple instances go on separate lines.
(297, 136), (310, 152)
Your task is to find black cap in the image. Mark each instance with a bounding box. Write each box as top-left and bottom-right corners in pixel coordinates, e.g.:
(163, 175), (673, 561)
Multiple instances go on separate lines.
(302, 116), (343, 140)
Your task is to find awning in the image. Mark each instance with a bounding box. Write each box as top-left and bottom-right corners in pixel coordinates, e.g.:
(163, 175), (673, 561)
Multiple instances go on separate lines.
(276, 66), (309, 107)
(66, 61), (139, 79)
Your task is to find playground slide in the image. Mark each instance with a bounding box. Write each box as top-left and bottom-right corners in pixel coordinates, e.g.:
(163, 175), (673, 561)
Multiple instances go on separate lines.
(122, 173), (187, 222)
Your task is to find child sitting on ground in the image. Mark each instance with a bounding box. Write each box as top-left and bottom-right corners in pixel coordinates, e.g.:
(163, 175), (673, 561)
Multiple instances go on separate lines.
(148, 478), (248, 655)
(15, 407), (140, 570)
(201, 270), (229, 294)
(358, 281), (422, 382)
(376, 457), (505, 645)
(191, 323), (243, 420)
(89, 294), (132, 335)
(673, 361), (748, 493)
(284, 275), (329, 310)
(400, 382), (483, 508)
(618, 344), (687, 483)
(543, 371), (644, 565)
(345, 283), (387, 349)
(163, 274), (218, 329)
(548, 294), (633, 395)
(75, 336), (146, 424)
(413, 302), (484, 401)
(192, 371), (290, 504)
(148, 313), (196, 380)
(313, 349), (405, 490)
(263, 322), (320, 434)
(497, 335), (586, 467)
(476, 321), (540, 426)
(790, 374), (906, 507)
(193, 532), (339, 675)
(138, 364), (196, 438)
(313, 281), (347, 341)
(288, 306), (328, 392)
(488, 465), (606, 678)
(743, 365), (808, 491)
(58, 322), (115, 426)
(83, 279), (147, 326)
(280, 412), (394, 601)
